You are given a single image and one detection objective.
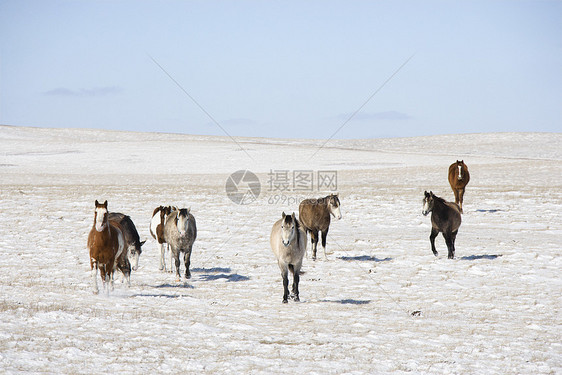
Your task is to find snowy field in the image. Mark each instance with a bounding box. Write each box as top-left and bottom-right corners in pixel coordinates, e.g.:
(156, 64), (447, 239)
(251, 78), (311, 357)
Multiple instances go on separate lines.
(0, 125), (560, 374)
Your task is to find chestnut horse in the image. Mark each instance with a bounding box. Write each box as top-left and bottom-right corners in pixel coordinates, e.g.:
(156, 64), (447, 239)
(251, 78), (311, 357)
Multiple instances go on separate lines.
(448, 160), (470, 213)
(87, 200), (124, 294)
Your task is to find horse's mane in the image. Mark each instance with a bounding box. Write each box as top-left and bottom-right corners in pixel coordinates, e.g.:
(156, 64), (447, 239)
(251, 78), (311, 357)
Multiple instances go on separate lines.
(432, 194), (447, 204)
(294, 217), (301, 248)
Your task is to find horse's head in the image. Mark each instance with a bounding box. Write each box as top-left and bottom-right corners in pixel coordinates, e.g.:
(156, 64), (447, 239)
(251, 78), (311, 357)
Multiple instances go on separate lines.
(327, 194), (342, 220)
(455, 160), (466, 180)
(129, 240), (146, 271)
(94, 200), (108, 232)
(175, 208), (190, 236)
(280, 212), (297, 247)
(422, 191), (434, 216)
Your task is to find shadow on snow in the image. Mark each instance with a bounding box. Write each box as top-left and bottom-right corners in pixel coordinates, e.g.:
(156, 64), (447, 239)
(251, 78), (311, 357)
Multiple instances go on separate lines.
(460, 254), (503, 261)
(337, 255), (393, 262)
(321, 299), (371, 305)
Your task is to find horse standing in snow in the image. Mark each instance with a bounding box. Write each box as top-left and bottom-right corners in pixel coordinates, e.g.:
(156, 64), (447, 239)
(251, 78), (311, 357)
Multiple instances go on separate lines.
(164, 208), (197, 281)
(108, 212), (146, 286)
(422, 191), (462, 259)
(299, 194), (342, 260)
(150, 206), (174, 272)
(448, 160), (470, 213)
(270, 212), (307, 303)
(87, 200), (124, 294)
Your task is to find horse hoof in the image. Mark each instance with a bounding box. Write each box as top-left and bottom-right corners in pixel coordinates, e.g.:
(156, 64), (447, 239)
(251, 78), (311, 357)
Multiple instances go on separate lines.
(282, 299), (288, 304)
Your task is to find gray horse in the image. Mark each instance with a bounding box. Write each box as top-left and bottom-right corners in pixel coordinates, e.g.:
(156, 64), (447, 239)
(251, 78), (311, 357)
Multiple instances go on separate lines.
(422, 191), (462, 259)
(299, 194), (342, 260)
(164, 208), (197, 280)
(270, 212), (307, 303)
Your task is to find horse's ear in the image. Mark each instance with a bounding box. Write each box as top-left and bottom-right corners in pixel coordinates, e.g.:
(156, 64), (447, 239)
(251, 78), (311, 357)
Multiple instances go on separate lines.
(103, 200), (108, 207)
(282, 212), (286, 219)
(95, 200), (99, 206)
(291, 212), (296, 220)
(140, 240), (146, 246)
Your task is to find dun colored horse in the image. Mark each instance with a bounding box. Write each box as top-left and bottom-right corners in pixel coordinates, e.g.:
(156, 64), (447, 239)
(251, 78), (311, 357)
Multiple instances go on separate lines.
(270, 212), (307, 303)
(448, 160), (470, 213)
(299, 194), (342, 260)
(87, 200), (124, 294)
(422, 191), (462, 259)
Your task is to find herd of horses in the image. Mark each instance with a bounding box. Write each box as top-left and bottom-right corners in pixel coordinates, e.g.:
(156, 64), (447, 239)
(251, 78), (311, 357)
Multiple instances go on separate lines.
(88, 160), (470, 302)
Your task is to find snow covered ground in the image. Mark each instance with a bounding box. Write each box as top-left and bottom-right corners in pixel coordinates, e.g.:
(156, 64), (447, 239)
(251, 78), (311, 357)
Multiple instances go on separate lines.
(0, 125), (560, 374)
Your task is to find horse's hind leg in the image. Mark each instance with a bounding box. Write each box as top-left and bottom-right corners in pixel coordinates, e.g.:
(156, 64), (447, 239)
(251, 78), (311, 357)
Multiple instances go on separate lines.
(429, 228), (439, 256)
(118, 257), (131, 287)
(321, 228), (329, 260)
(448, 230), (458, 259)
(444, 232), (456, 259)
(158, 242), (166, 272)
(310, 230), (319, 260)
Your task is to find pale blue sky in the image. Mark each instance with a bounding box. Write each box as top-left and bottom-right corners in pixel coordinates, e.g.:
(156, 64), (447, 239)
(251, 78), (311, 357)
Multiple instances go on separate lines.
(1, 0), (560, 138)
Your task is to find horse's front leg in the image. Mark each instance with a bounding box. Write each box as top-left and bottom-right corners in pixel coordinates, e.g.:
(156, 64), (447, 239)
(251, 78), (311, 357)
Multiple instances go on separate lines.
(291, 267), (300, 302)
(158, 242), (166, 272)
(168, 244), (174, 274)
(321, 228), (329, 260)
(172, 248), (181, 281)
(458, 188), (465, 213)
(281, 268), (289, 303)
(429, 228), (439, 256)
(310, 230), (319, 260)
(91, 261), (99, 294)
(184, 246), (192, 280)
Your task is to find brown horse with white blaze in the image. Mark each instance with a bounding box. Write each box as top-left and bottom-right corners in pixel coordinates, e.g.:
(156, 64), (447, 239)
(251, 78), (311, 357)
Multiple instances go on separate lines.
(87, 200), (124, 294)
(448, 160), (470, 213)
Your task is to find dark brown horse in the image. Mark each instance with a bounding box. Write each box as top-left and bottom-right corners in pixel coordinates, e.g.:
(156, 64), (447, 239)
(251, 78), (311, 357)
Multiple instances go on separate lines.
(422, 191), (462, 259)
(108, 212), (146, 286)
(448, 160), (470, 213)
(299, 194), (342, 260)
(87, 200), (124, 294)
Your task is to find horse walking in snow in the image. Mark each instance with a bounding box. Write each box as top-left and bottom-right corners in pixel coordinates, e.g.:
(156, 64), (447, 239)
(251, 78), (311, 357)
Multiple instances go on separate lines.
(87, 200), (124, 294)
(164, 208), (197, 281)
(150, 205), (174, 272)
(299, 194), (342, 260)
(108, 212), (145, 286)
(422, 191), (462, 259)
(448, 160), (470, 213)
(270, 212), (307, 303)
